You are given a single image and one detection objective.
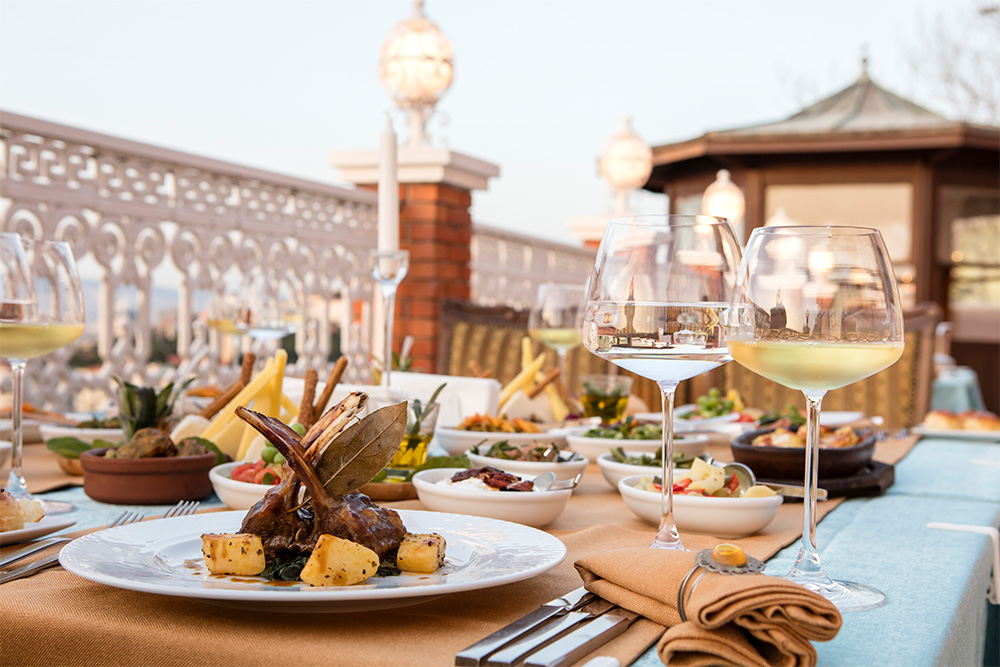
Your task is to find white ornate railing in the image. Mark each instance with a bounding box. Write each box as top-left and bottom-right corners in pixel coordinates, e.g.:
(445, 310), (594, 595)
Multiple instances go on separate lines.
(470, 223), (595, 309)
(0, 110), (378, 411)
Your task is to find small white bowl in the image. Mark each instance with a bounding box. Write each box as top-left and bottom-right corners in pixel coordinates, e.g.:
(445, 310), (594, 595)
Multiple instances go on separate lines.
(617, 474), (782, 538)
(466, 449), (589, 482)
(596, 451), (662, 489)
(434, 427), (566, 457)
(564, 433), (707, 462)
(39, 423), (124, 445)
(412, 467), (571, 528)
(209, 462), (273, 510)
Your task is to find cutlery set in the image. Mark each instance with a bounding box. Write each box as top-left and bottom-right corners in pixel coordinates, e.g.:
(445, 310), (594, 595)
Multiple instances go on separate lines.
(0, 501), (200, 584)
(456, 587), (638, 667)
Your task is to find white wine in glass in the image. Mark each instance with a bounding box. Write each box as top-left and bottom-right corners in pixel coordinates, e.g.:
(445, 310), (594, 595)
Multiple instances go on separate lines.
(1, 234), (85, 514)
(726, 225), (904, 611)
(528, 284), (585, 382)
(584, 215), (742, 550)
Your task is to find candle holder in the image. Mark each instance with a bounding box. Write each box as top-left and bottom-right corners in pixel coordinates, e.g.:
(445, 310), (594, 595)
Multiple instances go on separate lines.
(370, 249), (409, 386)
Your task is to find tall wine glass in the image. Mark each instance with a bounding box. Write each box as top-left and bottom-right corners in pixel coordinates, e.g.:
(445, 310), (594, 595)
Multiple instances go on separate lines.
(236, 273), (301, 360)
(1, 234), (85, 513)
(725, 225), (904, 610)
(583, 215), (742, 550)
(528, 284), (585, 383)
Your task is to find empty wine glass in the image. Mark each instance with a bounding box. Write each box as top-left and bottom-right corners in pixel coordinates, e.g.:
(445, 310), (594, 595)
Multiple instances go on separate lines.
(528, 284), (585, 383)
(236, 273), (301, 359)
(726, 225), (904, 610)
(1, 234), (85, 513)
(583, 215), (742, 550)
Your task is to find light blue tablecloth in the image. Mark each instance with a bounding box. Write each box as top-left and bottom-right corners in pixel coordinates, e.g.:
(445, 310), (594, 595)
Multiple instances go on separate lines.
(633, 437), (1000, 667)
(932, 366), (987, 413)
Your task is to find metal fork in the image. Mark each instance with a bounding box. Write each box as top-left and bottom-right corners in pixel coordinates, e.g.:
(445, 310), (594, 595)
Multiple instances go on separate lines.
(0, 510), (144, 584)
(160, 500), (200, 519)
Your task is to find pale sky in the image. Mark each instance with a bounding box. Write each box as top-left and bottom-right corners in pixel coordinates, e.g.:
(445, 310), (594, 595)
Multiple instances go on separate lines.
(0, 0), (978, 243)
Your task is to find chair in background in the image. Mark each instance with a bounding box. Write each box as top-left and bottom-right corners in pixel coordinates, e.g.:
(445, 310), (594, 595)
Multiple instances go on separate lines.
(694, 302), (942, 428)
(436, 299), (665, 412)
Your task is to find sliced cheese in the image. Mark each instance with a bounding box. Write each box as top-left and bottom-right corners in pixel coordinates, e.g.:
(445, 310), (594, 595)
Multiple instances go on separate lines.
(170, 415), (210, 442)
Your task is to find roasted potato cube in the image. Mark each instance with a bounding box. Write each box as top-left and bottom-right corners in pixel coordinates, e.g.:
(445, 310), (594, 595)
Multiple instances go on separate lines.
(299, 534), (379, 587)
(201, 533), (266, 576)
(396, 532), (446, 573)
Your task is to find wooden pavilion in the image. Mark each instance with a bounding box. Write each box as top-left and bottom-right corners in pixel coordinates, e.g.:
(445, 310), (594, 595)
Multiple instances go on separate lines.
(645, 67), (1000, 411)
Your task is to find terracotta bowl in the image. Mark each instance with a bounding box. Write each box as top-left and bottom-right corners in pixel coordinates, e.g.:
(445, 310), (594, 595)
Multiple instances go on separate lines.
(730, 427), (876, 481)
(80, 448), (216, 505)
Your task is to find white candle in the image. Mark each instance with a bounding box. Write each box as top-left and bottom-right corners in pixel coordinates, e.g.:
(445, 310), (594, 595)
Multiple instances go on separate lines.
(378, 114), (400, 252)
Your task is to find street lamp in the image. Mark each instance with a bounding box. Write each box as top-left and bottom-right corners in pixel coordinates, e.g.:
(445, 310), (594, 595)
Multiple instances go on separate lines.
(702, 169), (745, 238)
(598, 117), (653, 215)
(379, 0), (454, 147)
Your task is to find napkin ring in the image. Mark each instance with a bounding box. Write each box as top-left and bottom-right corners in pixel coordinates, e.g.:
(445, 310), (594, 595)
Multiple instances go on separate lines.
(676, 545), (764, 622)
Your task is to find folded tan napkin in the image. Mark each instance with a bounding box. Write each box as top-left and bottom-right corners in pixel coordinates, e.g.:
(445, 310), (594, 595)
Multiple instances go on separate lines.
(575, 546), (841, 667)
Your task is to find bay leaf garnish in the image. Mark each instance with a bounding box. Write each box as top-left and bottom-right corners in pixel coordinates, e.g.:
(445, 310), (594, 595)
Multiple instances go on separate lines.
(313, 402), (407, 497)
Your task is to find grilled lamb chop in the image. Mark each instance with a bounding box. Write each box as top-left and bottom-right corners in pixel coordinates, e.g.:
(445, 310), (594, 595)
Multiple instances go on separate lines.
(235, 394), (405, 561)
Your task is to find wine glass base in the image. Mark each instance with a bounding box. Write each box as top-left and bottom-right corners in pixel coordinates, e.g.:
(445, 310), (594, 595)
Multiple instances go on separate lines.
(38, 499), (75, 515)
(786, 573), (886, 611)
(650, 521), (686, 551)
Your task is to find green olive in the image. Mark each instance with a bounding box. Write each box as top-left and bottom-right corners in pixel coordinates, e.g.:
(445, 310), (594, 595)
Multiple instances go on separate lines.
(272, 452), (287, 465)
(261, 446), (277, 464)
(290, 423), (306, 436)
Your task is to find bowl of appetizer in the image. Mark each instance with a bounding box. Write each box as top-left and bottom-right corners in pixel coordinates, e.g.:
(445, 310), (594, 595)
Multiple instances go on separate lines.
(596, 448), (702, 489)
(80, 428), (223, 505)
(40, 415), (125, 476)
(412, 467), (573, 528)
(618, 461), (782, 538)
(435, 413), (564, 456)
(210, 446), (287, 510)
(564, 418), (708, 462)
(466, 441), (588, 482)
(730, 425), (876, 480)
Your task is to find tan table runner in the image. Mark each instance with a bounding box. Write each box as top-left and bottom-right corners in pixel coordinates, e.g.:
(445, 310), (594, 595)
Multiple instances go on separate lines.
(1, 435), (919, 666)
(22, 442), (83, 494)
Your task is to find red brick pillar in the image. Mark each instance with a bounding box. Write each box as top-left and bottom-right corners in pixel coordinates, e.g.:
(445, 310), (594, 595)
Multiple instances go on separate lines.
(394, 183), (472, 373)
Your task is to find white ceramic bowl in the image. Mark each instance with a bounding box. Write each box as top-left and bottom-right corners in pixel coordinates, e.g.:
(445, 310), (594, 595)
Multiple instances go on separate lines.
(412, 468), (572, 528)
(634, 408), (741, 433)
(564, 433), (707, 462)
(466, 449), (588, 483)
(434, 427), (565, 457)
(39, 423), (125, 445)
(596, 451), (663, 489)
(618, 474), (782, 538)
(209, 462), (273, 510)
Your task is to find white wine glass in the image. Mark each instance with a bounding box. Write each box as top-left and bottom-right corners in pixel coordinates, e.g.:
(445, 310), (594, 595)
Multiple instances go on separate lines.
(583, 215), (742, 550)
(1, 234), (85, 513)
(236, 273), (301, 360)
(528, 284), (585, 384)
(208, 283), (245, 375)
(725, 225), (904, 610)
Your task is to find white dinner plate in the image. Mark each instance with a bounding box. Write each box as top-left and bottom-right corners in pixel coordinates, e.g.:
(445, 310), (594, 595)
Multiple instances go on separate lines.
(0, 419), (43, 443)
(59, 509), (566, 613)
(0, 515), (77, 546)
(819, 411), (865, 427)
(911, 425), (1000, 442)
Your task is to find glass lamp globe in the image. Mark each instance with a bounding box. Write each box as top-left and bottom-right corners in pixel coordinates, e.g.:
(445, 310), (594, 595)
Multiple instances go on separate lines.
(702, 169), (746, 236)
(598, 117), (653, 191)
(379, 0), (454, 110)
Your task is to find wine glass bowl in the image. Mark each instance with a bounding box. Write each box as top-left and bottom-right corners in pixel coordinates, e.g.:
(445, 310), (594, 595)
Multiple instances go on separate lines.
(583, 215), (742, 550)
(1, 234), (85, 513)
(725, 225), (904, 610)
(527, 283), (585, 383)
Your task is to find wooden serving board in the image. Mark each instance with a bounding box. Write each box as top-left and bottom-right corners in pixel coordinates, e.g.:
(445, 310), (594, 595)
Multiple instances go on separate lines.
(759, 461), (895, 500)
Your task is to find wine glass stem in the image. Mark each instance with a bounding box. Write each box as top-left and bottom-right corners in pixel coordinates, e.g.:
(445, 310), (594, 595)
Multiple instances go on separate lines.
(6, 360), (30, 498)
(790, 391), (828, 580)
(556, 349), (568, 388)
(380, 285), (398, 387)
(652, 381), (683, 550)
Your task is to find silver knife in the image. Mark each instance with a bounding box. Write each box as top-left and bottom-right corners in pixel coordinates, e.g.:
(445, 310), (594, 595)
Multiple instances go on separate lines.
(0, 537), (71, 568)
(455, 587), (596, 666)
(485, 598), (618, 667)
(0, 552), (61, 584)
(523, 609), (640, 667)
